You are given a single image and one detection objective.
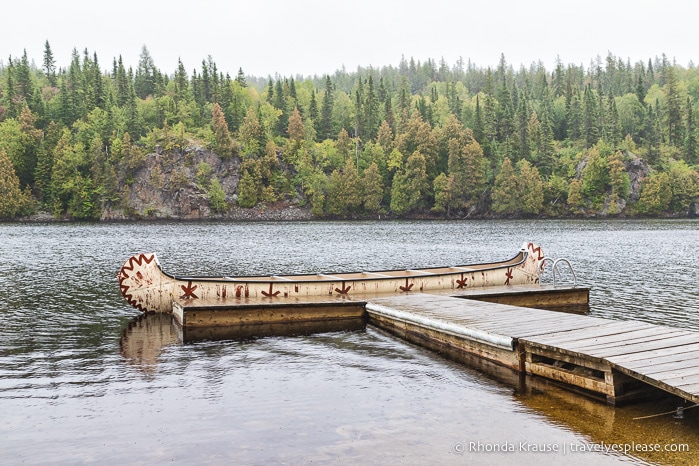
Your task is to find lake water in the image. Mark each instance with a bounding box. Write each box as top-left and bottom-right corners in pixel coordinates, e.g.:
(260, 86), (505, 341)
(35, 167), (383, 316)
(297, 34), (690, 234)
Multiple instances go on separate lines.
(1, 219), (698, 465)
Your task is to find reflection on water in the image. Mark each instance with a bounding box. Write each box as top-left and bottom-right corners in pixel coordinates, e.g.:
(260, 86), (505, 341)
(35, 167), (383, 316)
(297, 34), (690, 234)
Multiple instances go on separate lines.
(120, 313), (181, 373)
(2, 219), (699, 465)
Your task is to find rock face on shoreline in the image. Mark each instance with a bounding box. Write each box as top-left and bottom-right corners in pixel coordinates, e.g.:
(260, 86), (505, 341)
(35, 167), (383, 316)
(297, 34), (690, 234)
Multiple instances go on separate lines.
(111, 144), (312, 221)
(20, 146), (697, 222)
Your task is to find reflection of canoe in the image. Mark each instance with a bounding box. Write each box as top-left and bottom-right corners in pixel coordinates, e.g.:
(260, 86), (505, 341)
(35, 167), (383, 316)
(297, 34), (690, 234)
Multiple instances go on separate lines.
(118, 242), (545, 313)
(119, 313), (181, 372)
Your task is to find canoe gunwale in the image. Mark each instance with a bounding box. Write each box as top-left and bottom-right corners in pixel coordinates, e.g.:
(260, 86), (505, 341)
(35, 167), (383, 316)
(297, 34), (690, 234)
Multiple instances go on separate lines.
(163, 250), (528, 285)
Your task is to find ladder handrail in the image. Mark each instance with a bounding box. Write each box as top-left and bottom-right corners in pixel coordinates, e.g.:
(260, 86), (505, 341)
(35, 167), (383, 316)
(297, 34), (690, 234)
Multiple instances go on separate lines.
(539, 257), (577, 287)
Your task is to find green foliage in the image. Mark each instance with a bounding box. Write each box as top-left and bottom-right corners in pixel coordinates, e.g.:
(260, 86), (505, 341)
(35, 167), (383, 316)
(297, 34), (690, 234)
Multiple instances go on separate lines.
(237, 170), (258, 208)
(637, 172), (672, 215)
(390, 151), (429, 215)
(517, 159), (544, 215)
(3, 46), (699, 219)
(667, 161), (699, 213)
(0, 148), (33, 218)
(207, 177), (227, 213)
(581, 146), (610, 208)
(491, 158), (518, 214)
(196, 162), (212, 190)
(361, 162), (384, 213)
(326, 158), (362, 216)
(211, 103), (235, 158)
(432, 172), (452, 214)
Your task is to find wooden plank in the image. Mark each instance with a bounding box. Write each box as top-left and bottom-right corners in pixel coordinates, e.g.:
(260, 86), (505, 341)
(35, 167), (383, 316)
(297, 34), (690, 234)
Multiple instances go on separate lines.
(642, 366), (699, 381)
(588, 334), (699, 358)
(485, 320), (601, 338)
(606, 342), (699, 364)
(528, 321), (653, 346)
(668, 382), (699, 396)
(562, 329), (691, 352)
(662, 373), (699, 387)
(525, 344), (612, 372)
(552, 326), (682, 348)
(617, 350), (699, 371)
(521, 339), (607, 365)
(526, 362), (612, 395)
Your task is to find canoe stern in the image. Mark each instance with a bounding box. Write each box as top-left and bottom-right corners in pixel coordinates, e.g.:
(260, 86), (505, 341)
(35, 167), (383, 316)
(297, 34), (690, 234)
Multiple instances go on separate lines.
(118, 253), (175, 313)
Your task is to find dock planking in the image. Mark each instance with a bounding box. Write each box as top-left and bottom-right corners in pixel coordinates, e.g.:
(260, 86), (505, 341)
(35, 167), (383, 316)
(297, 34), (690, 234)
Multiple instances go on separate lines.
(366, 293), (699, 405)
(168, 282), (698, 405)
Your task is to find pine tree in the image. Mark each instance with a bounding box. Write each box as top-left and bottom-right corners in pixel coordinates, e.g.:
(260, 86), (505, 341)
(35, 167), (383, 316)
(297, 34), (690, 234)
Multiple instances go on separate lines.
(308, 90), (319, 140)
(211, 103), (235, 158)
(664, 65), (683, 146)
(376, 120), (394, 153)
(235, 67), (247, 87)
(515, 94), (530, 161)
(238, 107), (263, 157)
(43, 40), (57, 86)
(174, 59), (189, 102)
(605, 94), (622, 144)
(473, 95), (484, 143)
(517, 159), (543, 215)
(16, 50), (34, 103)
(491, 158), (518, 214)
(685, 97), (697, 163)
(583, 84), (599, 147)
(364, 75), (380, 141)
(320, 76), (334, 141)
(134, 45), (156, 99)
(361, 162), (384, 213)
(287, 107), (305, 144)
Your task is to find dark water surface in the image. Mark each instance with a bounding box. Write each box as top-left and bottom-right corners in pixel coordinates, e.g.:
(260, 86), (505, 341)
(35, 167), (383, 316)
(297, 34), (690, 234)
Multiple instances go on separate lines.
(1, 220), (699, 465)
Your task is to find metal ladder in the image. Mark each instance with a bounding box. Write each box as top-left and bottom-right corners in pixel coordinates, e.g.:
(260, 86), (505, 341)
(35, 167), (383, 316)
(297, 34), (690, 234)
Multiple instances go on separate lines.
(539, 257), (577, 287)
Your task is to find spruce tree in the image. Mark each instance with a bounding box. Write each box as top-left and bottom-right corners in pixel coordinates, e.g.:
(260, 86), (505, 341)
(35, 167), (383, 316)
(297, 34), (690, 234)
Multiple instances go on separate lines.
(684, 97), (697, 164)
(134, 45), (156, 99)
(309, 90), (319, 140)
(664, 65), (683, 146)
(236, 67), (247, 87)
(43, 40), (57, 86)
(320, 76), (334, 141)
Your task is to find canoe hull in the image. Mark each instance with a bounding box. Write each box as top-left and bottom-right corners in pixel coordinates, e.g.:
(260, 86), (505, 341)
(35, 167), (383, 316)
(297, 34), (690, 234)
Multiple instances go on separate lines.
(118, 242), (545, 313)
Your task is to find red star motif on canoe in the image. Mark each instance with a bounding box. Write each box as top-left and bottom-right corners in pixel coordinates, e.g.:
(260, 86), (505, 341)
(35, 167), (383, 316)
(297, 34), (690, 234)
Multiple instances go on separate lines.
(261, 283), (280, 298)
(399, 278), (414, 292)
(335, 282), (351, 295)
(456, 273), (468, 289)
(180, 281), (199, 299)
(504, 268), (513, 285)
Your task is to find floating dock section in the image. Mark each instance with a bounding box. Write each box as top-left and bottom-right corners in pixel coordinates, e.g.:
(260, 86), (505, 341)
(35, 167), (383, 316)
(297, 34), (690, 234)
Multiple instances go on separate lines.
(163, 282), (699, 406)
(366, 293), (699, 405)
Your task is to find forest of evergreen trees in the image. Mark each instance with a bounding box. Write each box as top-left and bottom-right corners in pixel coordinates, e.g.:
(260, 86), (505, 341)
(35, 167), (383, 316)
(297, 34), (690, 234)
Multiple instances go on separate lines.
(1, 42), (698, 220)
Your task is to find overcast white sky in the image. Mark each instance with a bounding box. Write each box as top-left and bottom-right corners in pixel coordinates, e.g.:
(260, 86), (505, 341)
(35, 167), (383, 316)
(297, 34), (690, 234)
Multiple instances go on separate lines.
(2, 1), (697, 78)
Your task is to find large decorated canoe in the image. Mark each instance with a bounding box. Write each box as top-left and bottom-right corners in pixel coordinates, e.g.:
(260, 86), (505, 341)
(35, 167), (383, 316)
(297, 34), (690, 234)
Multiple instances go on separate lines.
(118, 242), (546, 313)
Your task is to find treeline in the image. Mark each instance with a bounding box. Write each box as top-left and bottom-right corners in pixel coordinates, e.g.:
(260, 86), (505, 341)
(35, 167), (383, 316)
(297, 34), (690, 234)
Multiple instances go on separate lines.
(1, 43), (698, 219)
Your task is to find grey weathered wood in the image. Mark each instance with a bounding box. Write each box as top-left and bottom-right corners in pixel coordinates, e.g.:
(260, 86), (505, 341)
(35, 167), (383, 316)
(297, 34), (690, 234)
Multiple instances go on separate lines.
(366, 292), (699, 405)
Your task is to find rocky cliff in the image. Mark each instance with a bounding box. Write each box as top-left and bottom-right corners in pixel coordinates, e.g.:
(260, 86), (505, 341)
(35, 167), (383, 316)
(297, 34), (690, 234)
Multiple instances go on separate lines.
(103, 144), (311, 221)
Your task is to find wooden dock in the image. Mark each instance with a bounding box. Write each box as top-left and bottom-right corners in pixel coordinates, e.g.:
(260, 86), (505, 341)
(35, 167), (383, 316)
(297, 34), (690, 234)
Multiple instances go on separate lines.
(171, 294), (367, 341)
(166, 282), (699, 406)
(366, 293), (699, 405)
